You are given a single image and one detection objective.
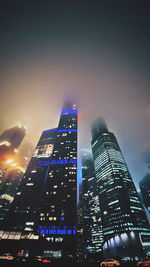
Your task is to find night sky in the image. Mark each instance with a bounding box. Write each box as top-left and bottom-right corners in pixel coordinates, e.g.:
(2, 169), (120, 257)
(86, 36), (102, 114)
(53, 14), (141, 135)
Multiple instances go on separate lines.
(0, 1), (150, 188)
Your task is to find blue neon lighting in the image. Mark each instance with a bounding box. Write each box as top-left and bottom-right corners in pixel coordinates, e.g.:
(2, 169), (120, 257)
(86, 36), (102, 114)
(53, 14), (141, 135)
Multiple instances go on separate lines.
(49, 230), (57, 234)
(57, 129), (77, 133)
(61, 217), (64, 221)
(37, 225), (76, 235)
(61, 109), (77, 115)
(38, 160), (50, 166)
(43, 128), (57, 134)
(38, 164), (49, 166)
(50, 159), (77, 165)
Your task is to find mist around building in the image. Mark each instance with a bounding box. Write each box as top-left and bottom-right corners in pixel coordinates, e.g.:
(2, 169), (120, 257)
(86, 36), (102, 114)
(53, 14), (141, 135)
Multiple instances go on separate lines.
(0, 102), (150, 266)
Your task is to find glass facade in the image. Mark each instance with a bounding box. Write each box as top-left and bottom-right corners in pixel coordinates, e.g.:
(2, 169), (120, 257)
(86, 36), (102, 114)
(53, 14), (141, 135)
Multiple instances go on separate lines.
(91, 118), (150, 258)
(0, 167), (24, 228)
(140, 174), (150, 214)
(37, 104), (77, 256)
(82, 154), (103, 257)
(3, 128), (57, 234)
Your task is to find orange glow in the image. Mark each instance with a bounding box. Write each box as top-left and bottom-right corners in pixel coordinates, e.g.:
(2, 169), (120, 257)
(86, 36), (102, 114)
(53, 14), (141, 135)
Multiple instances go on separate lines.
(6, 159), (13, 164)
(11, 163), (17, 167)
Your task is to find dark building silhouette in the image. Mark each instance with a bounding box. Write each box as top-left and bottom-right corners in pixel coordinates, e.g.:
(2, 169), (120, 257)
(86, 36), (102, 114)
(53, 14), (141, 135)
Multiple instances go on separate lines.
(91, 117), (150, 258)
(0, 125), (26, 160)
(4, 128), (57, 234)
(16, 142), (34, 169)
(76, 183), (84, 262)
(82, 153), (103, 258)
(0, 167), (24, 227)
(140, 174), (150, 214)
(143, 151), (150, 170)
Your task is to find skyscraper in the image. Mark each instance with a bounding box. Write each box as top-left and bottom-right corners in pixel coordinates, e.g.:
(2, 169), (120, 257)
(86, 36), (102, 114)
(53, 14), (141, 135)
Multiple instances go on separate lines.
(1, 102), (78, 259)
(0, 166), (24, 227)
(140, 174), (150, 214)
(82, 153), (103, 258)
(91, 117), (150, 258)
(0, 125), (26, 160)
(76, 183), (84, 262)
(37, 102), (77, 258)
(3, 128), (57, 234)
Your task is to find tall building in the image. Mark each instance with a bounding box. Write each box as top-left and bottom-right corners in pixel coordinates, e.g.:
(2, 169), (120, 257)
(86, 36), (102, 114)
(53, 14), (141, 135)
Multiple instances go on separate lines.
(0, 125), (26, 160)
(0, 166), (24, 227)
(140, 174), (150, 214)
(143, 151), (150, 170)
(16, 142), (34, 169)
(3, 128), (57, 234)
(76, 183), (84, 262)
(37, 103), (78, 258)
(91, 117), (150, 258)
(82, 153), (103, 258)
(1, 102), (78, 259)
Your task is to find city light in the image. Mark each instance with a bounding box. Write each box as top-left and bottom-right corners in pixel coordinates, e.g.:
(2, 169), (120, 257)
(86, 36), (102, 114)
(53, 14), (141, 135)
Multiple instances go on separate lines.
(0, 141), (11, 147)
(11, 163), (17, 167)
(6, 159), (13, 164)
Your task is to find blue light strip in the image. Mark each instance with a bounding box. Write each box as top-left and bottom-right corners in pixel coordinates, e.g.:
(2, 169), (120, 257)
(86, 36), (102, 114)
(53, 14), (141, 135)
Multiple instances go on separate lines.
(61, 109), (77, 115)
(38, 164), (49, 166)
(57, 129), (77, 133)
(37, 226), (76, 235)
(38, 229), (76, 235)
(43, 128), (57, 134)
(50, 159), (77, 165)
(38, 160), (50, 166)
(38, 159), (77, 166)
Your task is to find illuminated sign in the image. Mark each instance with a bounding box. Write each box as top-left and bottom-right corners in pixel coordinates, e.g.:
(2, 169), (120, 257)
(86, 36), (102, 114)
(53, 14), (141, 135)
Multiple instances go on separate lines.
(50, 159), (77, 165)
(33, 144), (54, 158)
(61, 109), (77, 115)
(38, 159), (77, 166)
(38, 160), (50, 166)
(57, 129), (77, 133)
(37, 225), (76, 235)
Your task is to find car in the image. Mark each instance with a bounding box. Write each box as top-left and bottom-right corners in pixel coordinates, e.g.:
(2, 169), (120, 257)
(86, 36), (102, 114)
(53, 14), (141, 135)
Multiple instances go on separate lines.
(42, 258), (51, 263)
(137, 258), (150, 266)
(100, 258), (120, 267)
(0, 253), (15, 261)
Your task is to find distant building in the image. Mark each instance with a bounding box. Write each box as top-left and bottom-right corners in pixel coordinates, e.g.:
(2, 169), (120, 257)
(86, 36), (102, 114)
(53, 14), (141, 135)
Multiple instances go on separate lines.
(76, 183), (84, 262)
(82, 153), (103, 258)
(17, 142), (34, 169)
(0, 125), (26, 160)
(143, 151), (150, 170)
(91, 117), (150, 258)
(4, 128), (57, 233)
(140, 174), (150, 214)
(0, 166), (24, 227)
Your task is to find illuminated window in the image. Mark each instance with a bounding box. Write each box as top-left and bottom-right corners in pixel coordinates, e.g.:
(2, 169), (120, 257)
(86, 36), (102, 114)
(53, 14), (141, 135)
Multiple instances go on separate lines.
(26, 183), (34, 186)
